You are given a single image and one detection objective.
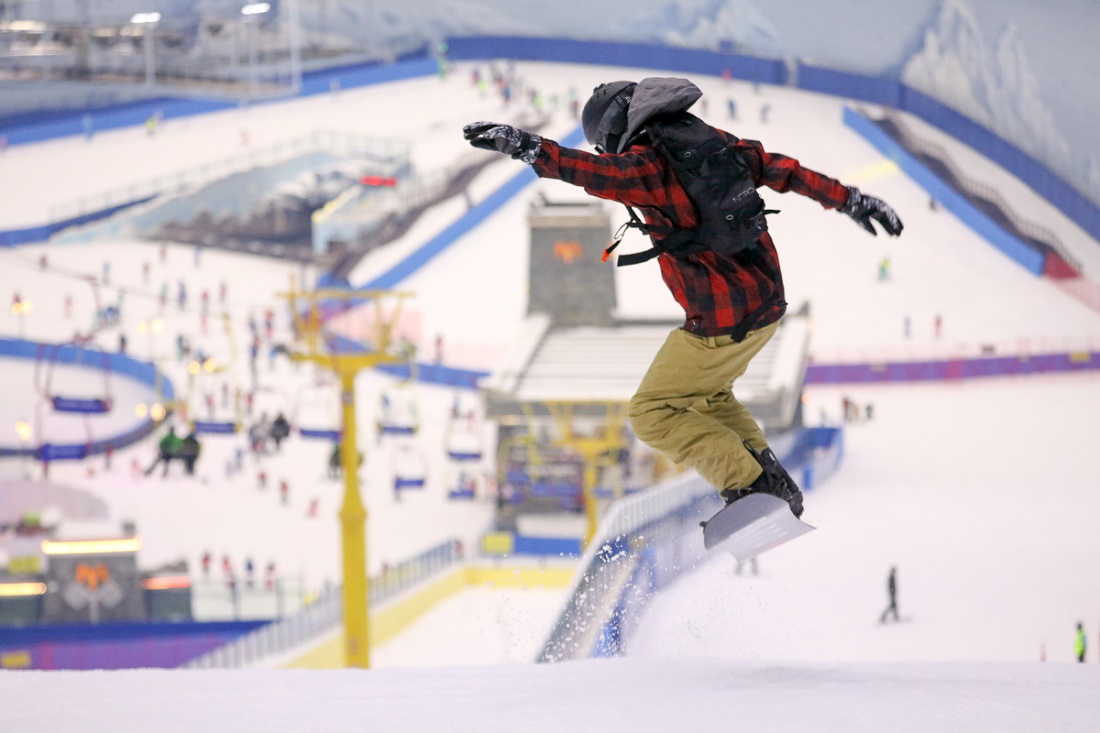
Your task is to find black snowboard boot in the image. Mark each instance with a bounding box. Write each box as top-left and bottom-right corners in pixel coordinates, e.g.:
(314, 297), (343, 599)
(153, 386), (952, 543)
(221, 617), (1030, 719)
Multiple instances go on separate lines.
(719, 442), (804, 518)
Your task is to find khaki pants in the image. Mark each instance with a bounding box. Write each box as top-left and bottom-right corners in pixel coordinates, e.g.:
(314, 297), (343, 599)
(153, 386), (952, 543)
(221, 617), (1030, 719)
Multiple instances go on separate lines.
(628, 322), (778, 492)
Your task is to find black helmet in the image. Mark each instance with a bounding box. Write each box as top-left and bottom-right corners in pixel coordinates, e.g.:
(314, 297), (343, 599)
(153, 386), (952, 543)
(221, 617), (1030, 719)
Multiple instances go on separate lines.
(582, 81), (636, 153)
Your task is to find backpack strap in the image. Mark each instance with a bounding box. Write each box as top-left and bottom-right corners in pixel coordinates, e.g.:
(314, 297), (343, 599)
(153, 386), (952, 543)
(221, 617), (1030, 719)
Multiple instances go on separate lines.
(601, 206), (668, 264)
(601, 116), (776, 268)
(601, 205), (710, 267)
(729, 298), (785, 342)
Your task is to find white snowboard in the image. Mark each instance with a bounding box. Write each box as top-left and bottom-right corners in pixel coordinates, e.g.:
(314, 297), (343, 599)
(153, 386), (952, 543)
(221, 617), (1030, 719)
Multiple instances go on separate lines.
(702, 493), (815, 561)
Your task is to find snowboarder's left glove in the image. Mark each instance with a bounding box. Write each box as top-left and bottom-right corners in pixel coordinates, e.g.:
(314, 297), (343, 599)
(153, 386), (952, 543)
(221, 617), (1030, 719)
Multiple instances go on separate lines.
(463, 121), (542, 164)
(840, 186), (904, 237)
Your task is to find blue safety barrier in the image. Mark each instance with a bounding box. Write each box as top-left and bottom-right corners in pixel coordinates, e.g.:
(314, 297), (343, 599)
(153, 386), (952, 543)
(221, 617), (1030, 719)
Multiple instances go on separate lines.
(379, 424), (417, 436)
(50, 396), (112, 414)
(797, 65), (903, 108)
(191, 421), (238, 435)
(512, 535), (583, 557)
(38, 443), (90, 461)
(0, 195), (156, 247)
(298, 428), (342, 441)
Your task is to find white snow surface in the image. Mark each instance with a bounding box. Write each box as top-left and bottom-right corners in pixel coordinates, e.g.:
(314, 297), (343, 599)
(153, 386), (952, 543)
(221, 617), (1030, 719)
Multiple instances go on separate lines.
(5, 660), (1100, 733)
(1, 59), (1100, 730)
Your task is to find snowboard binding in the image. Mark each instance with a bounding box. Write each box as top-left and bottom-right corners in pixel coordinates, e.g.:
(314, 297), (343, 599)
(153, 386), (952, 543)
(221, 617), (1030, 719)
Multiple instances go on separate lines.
(719, 441), (804, 518)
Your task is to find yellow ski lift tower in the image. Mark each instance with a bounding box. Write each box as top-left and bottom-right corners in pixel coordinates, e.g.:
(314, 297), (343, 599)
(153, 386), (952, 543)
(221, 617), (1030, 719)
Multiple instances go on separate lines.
(279, 287), (412, 668)
(542, 400), (629, 548)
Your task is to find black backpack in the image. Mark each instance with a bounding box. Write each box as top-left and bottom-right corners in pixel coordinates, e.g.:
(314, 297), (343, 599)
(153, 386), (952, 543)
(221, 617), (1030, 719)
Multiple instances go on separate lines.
(602, 112), (778, 267)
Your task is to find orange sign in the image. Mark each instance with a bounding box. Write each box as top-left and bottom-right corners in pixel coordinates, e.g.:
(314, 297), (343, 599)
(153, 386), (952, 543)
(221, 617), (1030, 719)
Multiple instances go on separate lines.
(75, 562), (111, 590)
(553, 241), (583, 264)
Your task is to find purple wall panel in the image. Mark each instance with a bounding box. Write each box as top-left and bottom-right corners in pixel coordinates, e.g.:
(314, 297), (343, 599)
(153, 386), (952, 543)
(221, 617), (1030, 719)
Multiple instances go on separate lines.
(806, 352), (1100, 385)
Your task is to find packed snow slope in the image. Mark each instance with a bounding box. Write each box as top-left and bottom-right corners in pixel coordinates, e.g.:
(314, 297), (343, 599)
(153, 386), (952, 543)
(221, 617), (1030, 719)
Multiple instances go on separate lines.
(1, 57), (1099, 705)
(5, 659), (1100, 733)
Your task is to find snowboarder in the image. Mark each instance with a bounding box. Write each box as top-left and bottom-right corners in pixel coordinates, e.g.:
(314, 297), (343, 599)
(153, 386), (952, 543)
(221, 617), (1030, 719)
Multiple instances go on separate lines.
(463, 77), (902, 519)
(264, 561), (277, 591)
(1076, 622), (1087, 663)
(878, 256), (891, 282)
(328, 442), (342, 479)
(270, 412), (291, 451)
(879, 566), (900, 623)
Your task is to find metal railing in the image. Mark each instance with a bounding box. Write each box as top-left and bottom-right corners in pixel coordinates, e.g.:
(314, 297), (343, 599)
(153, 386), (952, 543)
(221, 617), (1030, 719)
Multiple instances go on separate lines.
(881, 112), (1082, 273)
(46, 130), (409, 226)
(185, 584), (342, 669)
(537, 470), (719, 662)
(0, 28), (427, 93)
(183, 539), (461, 669)
(189, 577), (309, 622)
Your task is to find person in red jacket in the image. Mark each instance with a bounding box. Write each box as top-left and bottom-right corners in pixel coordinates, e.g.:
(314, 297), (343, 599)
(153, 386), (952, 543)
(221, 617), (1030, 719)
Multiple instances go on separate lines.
(463, 78), (902, 517)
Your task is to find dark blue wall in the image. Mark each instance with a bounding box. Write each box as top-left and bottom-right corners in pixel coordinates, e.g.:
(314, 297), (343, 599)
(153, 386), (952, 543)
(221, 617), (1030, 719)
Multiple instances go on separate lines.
(0, 620), (267, 670)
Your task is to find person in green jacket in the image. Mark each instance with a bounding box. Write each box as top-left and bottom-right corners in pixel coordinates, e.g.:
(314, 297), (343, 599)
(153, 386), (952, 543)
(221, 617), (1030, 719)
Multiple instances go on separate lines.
(146, 426), (182, 478)
(1076, 622), (1087, 663)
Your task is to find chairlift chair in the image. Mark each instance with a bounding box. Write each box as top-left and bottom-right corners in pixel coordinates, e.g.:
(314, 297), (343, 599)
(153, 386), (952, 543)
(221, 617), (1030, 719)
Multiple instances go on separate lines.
(444, 410), (484, 462)
(188, 370), (241, 435)
(446, 465), (478, 500)
(294, 377), (342, 441)
(392, 444), (426, 491)
(35, 342), (113, 415)
(377, 386), (420, 437)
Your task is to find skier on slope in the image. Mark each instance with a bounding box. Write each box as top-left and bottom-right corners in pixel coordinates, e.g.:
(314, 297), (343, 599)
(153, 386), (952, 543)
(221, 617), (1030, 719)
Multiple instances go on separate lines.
(463, 78), (903, 517)
(879, 566), (900, 623)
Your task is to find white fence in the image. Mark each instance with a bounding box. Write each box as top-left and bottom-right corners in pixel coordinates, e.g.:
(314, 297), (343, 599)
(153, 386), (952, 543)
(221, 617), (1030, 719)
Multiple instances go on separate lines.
(183, 538), (459, 669)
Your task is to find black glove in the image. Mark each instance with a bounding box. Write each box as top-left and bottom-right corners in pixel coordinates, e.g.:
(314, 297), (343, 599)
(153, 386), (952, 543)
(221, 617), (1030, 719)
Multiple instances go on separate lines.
(840, 186), (904, 237)
(462, 121), (542, 165)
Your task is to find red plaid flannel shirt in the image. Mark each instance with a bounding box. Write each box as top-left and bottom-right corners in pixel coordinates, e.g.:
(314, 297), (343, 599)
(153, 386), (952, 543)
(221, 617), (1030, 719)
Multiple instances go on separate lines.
(532, 131), (850, 337)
